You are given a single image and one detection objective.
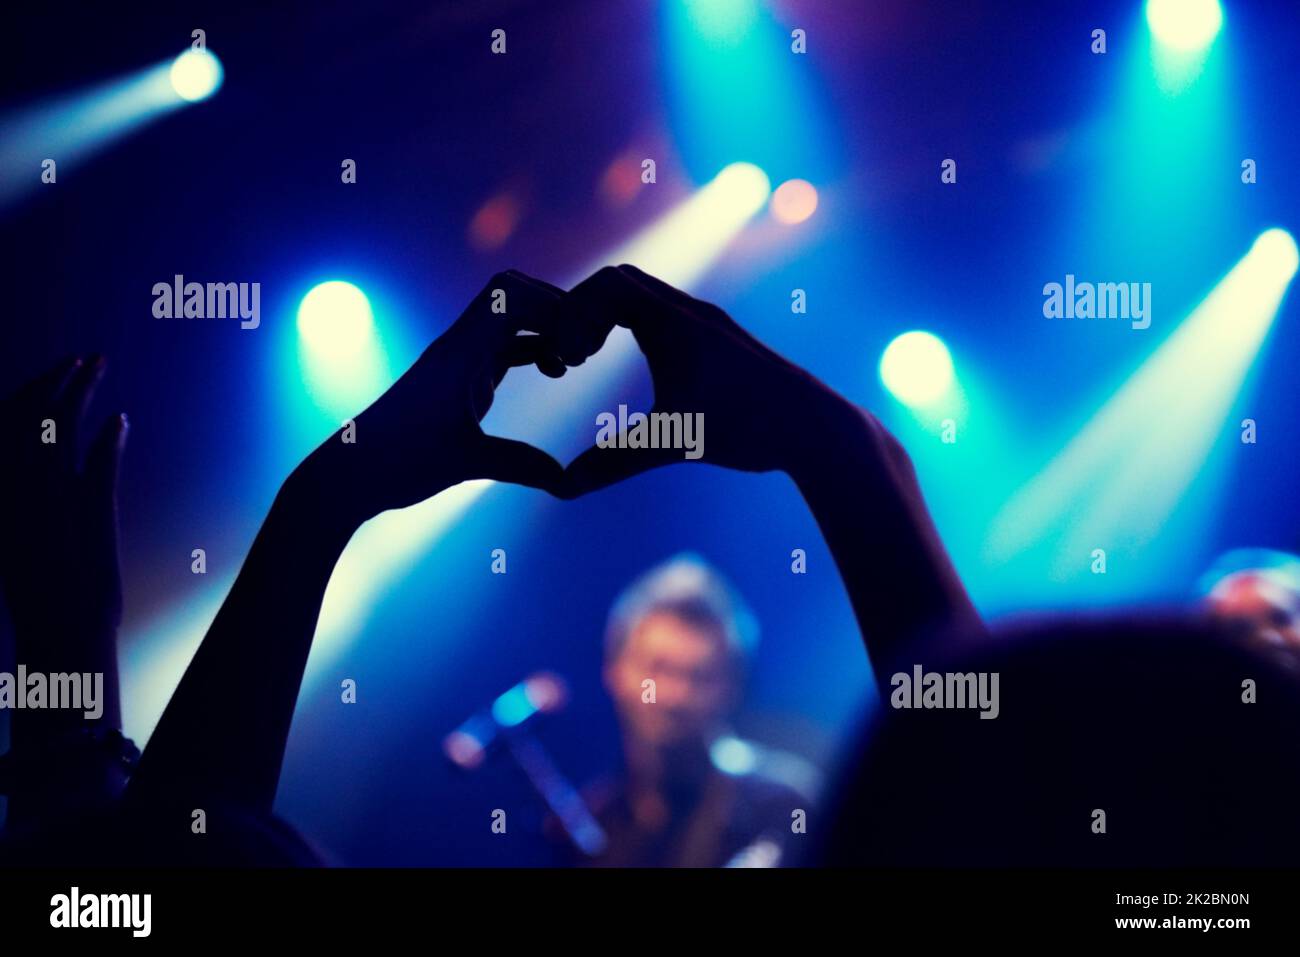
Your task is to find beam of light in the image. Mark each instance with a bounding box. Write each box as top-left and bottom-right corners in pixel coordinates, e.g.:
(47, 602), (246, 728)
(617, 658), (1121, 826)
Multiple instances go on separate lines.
(1146, 0), (1223, 53)
(662, 0), (839, 187)
(295, 280), (393, 421)
(681, 0), (761, 45)
(169, 49), (224, 102)
(986, 229), (1298, 587)
(879, 331), (955, 408)
(592, 161), (771, 286)
(119, 164), (772, 744)
(1060, 3), (1236, 276)
(0, 52), (222, 211)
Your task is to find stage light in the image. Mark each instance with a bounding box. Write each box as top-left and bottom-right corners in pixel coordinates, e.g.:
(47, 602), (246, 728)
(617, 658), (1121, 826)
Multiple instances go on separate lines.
(297, 281), (374, 359)
(712, 160), (771, 208)
(587, 161), (771, 288)
(1252, 227), (1300, 278)
(663, 0), (837, 187)
(880, 331), (955, 407)
(169, 48), (224, 102)
(1, 54), (214, 210)
(771, 178), (818, 225)
(987, 228), (1298, 590)
(295, 280), (392, 423)
(710, 736), (759, 776)
(1146, 0), (1222, 53)
(682, 0), (760, 44)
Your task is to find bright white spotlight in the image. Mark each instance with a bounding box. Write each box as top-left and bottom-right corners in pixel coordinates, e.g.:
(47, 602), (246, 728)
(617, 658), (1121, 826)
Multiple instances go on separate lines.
(1252, 227), (1300, 278)
(711, 160), (771, 205)
(297, 281), (374, 359)
(880, 331), (955, 406)
(295, 280), (391, 422)
(169, 49), (224, 102)
(1146, 0), (1222, 53)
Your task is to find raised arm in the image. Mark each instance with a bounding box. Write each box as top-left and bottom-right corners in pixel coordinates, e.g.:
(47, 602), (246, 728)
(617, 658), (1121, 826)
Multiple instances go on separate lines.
(127, 271), (577, 815)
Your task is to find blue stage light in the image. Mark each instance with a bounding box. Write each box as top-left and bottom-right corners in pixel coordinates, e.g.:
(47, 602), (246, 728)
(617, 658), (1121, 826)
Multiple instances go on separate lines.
(297, 281), (374, 359)
(1, 53), (219, 210)
(880, 331), (955, 407)
(169, 49), (224, 102)
(294, 280), (392, 424)
(987, 228), (1299, 593)
(1146, 0), (1222, 54)
(710, 735), (759, 776)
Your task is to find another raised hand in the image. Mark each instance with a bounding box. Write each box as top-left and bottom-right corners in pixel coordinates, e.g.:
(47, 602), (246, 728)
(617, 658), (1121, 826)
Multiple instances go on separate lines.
(0, 356), (130, 824)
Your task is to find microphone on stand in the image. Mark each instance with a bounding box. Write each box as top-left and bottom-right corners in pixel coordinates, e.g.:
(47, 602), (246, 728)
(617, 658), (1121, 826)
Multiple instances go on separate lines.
(443, 672), (607, 857)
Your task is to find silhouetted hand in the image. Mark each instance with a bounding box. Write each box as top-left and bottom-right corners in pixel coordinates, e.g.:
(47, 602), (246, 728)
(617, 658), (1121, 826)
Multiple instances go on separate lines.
(0, 355), (127, 673)
(301, 270), (577, 519)
(559, 264), (857, 496)
(555, 265), (980, 681)
(0, 355), (129, 824)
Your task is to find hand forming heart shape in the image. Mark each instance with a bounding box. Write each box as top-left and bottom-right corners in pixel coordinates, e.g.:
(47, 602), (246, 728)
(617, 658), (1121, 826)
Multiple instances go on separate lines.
(303, 264), (856, 524)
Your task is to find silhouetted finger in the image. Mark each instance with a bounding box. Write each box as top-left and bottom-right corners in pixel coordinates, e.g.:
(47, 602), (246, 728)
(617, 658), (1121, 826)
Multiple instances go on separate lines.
(462, 271), (563, 344)
(495, 334), (568, 384)
(471, 434), (566, 495)
(82, 412), (128, 553)
(615, 264), (694, 307)
(510, 272), (565, 299)
(567, 265), (672, 360)
(558, 441), (681, 499)
(7, 354), (81, 412)
(617, 264), (737, 331)
(502, 270), (606, 365)
(56, 354), (107, 465)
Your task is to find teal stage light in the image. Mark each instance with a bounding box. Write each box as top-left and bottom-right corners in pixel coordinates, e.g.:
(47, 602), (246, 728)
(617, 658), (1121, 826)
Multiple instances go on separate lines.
(880, 331), (956, 408)
(169, 48), (224, 102)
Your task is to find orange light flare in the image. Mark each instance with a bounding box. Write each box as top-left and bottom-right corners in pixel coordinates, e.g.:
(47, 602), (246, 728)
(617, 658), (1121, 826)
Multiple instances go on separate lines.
(770, 178), (818, 225)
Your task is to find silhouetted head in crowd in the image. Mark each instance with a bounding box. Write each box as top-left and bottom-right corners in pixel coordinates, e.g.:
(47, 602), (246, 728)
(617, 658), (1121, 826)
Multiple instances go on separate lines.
(820, 614), (1300, 866)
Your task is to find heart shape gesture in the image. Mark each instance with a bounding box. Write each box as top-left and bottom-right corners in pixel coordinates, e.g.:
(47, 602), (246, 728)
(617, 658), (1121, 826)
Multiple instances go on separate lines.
(303, 264), (861, 525)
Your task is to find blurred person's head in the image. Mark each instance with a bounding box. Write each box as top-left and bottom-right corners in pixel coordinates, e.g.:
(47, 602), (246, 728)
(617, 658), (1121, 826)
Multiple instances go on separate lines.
(603, 554), (756, 752)
(1202, 549), (1300, 654)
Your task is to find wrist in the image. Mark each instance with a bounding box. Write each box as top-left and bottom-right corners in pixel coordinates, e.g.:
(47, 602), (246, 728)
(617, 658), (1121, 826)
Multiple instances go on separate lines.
(279, 446), (371, 542)
(779, 384), (876, 482)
